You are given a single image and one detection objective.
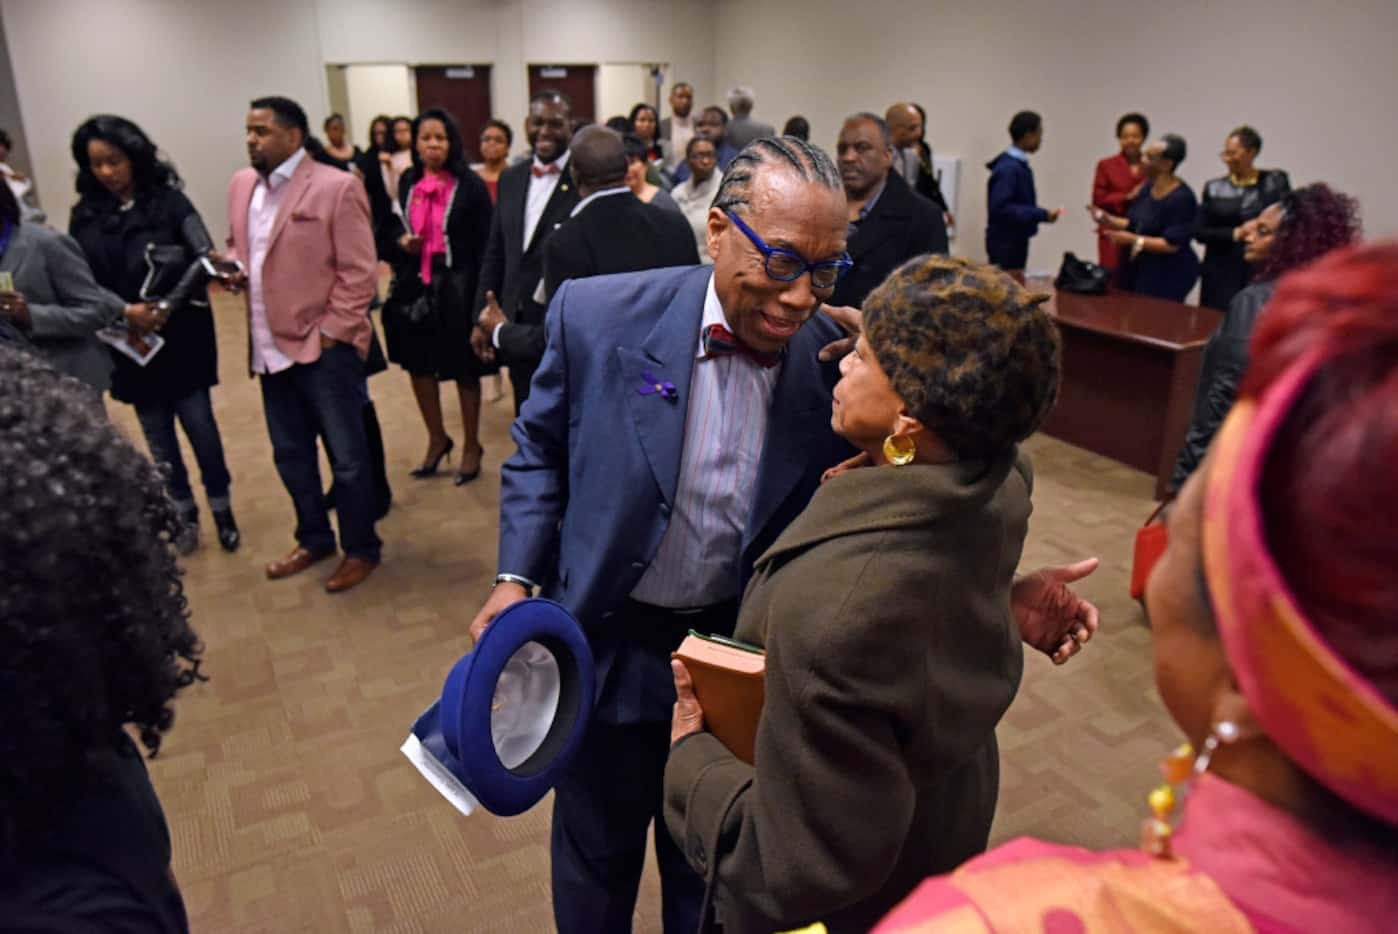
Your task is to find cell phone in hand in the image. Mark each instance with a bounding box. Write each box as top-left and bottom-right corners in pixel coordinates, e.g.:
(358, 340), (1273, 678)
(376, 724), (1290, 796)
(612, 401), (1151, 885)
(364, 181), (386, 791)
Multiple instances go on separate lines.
(200, 256), (245, 280)
(0, 271), (13, 292)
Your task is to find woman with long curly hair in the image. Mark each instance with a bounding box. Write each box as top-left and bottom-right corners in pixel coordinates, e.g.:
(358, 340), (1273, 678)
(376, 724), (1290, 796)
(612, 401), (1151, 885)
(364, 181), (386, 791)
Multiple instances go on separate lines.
(68, 114), (241, 554)
(0, 346), (203, 931)
(1169, 182), (1360, 491)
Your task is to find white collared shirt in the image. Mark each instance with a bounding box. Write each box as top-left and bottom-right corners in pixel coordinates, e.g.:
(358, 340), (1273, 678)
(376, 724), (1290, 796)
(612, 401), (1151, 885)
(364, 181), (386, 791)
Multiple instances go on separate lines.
(630, 273), (780, 607)
(523, 151), (571, 250)
(247, 147), (307, 374)
(667, 114), (695, 170)
(569, 185), (631, 218)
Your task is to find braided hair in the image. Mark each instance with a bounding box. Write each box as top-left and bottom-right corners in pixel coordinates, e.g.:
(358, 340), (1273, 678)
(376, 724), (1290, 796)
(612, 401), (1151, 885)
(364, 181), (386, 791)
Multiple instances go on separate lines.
(712, 135), (841, 214)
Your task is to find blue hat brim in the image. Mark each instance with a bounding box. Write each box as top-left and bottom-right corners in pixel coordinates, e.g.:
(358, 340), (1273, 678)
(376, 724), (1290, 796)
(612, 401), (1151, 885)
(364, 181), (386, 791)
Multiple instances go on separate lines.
(438, 598), (593, 816)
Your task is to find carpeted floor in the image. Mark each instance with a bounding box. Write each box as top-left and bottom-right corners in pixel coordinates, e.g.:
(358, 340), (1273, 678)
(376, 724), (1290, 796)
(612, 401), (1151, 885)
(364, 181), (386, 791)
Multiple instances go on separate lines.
(106, 291), (1176, 933)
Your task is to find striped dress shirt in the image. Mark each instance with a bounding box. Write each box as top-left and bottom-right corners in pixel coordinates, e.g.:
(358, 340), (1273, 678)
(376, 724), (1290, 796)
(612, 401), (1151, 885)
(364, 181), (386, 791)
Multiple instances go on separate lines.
(630, 274), (779, 608)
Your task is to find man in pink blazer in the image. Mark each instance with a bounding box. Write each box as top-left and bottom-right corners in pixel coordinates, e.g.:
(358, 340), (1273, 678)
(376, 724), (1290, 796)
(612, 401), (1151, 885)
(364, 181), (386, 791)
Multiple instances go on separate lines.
(225, 96), (381, 593)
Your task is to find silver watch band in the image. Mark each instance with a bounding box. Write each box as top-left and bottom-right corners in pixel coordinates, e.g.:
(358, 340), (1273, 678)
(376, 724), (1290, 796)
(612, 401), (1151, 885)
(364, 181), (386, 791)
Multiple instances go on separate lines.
(495, 573), (537, 592)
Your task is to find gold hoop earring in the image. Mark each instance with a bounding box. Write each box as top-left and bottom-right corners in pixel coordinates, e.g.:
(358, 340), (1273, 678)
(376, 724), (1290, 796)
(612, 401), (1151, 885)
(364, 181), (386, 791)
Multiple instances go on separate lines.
(883, 434), (916, 466)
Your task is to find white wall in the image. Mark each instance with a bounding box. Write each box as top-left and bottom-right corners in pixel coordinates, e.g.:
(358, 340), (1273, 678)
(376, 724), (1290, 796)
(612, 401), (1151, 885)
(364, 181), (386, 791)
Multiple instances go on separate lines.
(8, 0), (1391, 264)
(0, 9), (33, 186)
(714, 0), (1398, 270)
(2, 0), (714, 237)
(2, 0), (325, 239)
(343, 64), (415, 145)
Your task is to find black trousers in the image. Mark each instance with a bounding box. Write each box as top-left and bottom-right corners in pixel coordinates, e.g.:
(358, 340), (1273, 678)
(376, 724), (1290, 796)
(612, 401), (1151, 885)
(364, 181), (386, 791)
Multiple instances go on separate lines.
(551, 599), (737, 934)
(985, 235), (1030, 273)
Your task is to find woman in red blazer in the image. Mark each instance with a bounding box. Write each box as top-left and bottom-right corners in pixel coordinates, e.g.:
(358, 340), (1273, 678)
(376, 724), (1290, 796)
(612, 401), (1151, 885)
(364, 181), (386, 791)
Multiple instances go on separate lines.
(1091, 113), (1149, 278)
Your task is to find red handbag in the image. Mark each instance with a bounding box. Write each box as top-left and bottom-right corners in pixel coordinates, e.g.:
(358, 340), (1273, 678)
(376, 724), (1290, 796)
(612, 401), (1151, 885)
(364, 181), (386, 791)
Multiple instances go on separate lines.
(1130, 502), (1170, 600)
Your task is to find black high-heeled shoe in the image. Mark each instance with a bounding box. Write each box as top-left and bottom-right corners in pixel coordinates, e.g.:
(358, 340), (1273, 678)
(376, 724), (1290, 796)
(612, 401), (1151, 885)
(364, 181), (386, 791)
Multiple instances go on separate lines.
(410, 436), (455, 478)
(454, 446), (485, 486)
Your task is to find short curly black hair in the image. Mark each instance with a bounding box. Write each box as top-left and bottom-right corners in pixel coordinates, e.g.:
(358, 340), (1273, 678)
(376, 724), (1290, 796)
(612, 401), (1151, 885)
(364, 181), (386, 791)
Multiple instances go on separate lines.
(863, 255), (1061, 459)
(0, 347), (204, 866)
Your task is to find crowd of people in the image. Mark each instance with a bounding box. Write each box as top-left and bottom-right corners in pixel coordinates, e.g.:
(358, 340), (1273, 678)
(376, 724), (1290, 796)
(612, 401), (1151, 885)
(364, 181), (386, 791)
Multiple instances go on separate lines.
(0, 75), (1393, 934)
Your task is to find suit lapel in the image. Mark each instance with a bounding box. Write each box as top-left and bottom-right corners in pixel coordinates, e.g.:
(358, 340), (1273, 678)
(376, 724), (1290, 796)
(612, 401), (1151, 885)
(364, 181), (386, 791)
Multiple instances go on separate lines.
(266, 157), (315, 254)
(525, 170), (577, 256)
(616, 269), (708, 508)
(744, 341), (833, 554)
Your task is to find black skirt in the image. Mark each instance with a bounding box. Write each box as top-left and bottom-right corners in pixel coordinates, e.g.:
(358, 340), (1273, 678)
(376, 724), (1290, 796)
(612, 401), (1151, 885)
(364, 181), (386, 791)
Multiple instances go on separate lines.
(382, 255), (496, 381)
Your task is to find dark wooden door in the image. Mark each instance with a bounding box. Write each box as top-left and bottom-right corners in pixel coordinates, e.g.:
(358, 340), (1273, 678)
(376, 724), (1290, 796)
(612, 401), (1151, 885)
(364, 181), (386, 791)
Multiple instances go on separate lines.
(527, 64), (596, 127)
(415, 65), (493, 162)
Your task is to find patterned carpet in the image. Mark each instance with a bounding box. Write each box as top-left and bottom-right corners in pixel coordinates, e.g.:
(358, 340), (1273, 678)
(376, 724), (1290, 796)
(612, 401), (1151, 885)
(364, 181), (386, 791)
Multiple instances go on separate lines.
(106, 291), (1177, 933)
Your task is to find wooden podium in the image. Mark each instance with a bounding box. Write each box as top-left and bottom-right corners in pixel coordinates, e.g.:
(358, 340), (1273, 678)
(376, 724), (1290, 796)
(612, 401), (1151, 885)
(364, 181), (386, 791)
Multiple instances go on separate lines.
(1034, 282), (1222, 499)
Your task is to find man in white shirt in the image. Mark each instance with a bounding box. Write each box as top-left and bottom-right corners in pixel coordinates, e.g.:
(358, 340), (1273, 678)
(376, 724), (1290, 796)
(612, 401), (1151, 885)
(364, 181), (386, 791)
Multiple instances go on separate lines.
(471, 89), (578, 412)
(658, 81), (695, 172)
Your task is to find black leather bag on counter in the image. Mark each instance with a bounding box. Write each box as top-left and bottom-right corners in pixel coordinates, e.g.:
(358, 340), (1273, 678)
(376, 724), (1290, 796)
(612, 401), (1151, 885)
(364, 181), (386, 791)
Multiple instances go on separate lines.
(1054, 252), (1110, 294)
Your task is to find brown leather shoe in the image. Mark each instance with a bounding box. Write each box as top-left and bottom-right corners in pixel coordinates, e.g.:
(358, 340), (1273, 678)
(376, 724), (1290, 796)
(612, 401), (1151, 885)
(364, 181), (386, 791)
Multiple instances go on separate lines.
(266, 546), (335, 580)
(324, 557), (378, 594)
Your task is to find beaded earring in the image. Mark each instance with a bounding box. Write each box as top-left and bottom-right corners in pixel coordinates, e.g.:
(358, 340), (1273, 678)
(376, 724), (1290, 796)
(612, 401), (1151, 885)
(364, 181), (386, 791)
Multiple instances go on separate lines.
(1141, 721), (1242, 858)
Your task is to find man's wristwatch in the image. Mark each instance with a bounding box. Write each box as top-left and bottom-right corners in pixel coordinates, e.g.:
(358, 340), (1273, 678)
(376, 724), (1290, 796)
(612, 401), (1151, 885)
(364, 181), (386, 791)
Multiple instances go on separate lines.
(494, 573), (537, 594)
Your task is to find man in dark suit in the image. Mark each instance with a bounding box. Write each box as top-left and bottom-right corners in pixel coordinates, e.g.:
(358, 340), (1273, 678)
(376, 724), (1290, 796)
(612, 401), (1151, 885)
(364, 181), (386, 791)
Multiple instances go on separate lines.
(474, 127), (700, 377)
(887, 101), (952, 220)
(542, 127), (700, 300)
(470, 89), (578, 412)
(831, 112), (948, 308)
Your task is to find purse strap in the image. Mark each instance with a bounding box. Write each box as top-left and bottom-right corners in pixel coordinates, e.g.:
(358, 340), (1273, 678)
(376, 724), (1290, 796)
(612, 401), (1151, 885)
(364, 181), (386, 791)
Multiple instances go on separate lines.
(1144, 499), (1172, 525)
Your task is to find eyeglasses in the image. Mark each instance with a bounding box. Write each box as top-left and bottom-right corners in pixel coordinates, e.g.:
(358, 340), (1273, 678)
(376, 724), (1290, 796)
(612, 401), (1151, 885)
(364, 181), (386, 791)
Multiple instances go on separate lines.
(724, 211), (853, 289)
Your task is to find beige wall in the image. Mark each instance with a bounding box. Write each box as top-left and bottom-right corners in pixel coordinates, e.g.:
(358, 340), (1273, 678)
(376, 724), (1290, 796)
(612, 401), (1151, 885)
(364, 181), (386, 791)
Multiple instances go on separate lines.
(2, 0), (714, 237)
(6, 0), (1391, 262)
(714, 0), (1398, 270)
(0, 8), (33, 186)
(342, 64), (415, 146)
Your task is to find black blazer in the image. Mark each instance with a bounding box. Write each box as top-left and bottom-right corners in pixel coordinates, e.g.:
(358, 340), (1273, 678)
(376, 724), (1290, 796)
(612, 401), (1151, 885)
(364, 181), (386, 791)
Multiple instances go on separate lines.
(378, 166), (493, 291)
(69, 186), (218, 405)
(830, 170), (949, 308)
(472, 157), (578, 324)
(495, 191), (701, 369)
(913, 141), (950, 213)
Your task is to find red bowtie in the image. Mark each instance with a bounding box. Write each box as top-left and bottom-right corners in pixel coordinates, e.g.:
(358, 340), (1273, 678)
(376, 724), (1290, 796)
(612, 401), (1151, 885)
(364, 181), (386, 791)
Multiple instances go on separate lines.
(531, 163), (562, 178)
(702, 323), (782, 368)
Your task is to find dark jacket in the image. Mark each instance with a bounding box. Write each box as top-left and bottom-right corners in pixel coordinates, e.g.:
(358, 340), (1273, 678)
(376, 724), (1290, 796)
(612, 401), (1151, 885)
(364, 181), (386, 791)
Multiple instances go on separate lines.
(378, 166), (493, 299)
(985, 151), (1048, 244)
(0, 222), (123, 392)
(912, 141), (950, 213)
(664, 453), (1031, 934)
(355, 148), (396, 243)
(831, 170), (948, 308)
(3, 734), (189, 933)
(69, 186), (218, 405)
(483, 190), (702, 374)
(1195, 169), (1290, 310)
(473, 156), (578, 405)
(671, 142), (739, 184)
(1169, 279), (1276, 492)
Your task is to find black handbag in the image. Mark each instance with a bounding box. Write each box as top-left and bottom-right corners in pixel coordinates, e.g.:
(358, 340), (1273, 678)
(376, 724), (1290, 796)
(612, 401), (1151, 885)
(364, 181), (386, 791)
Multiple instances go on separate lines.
(1054, 252), (1110, 294)
(384, 274), (434, 324)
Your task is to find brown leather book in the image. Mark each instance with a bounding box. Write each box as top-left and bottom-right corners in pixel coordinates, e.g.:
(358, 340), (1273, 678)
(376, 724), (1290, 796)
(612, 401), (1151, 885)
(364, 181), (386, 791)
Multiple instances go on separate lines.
(673, 631), (765, 765)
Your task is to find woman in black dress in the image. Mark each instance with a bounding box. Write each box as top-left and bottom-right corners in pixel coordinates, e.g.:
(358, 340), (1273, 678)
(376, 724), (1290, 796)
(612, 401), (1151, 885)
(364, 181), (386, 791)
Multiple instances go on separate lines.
(1195, 125), (1290, 309)
(378, 108), (494, 485)
(68, 115), (239, 554)
(1090, 134), (1199, 302)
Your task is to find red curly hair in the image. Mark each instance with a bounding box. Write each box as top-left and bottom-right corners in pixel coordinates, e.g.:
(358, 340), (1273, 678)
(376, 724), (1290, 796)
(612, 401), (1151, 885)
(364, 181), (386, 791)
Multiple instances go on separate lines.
(1256, 183), (1361, 283)
(1241, 242), (1398, 704)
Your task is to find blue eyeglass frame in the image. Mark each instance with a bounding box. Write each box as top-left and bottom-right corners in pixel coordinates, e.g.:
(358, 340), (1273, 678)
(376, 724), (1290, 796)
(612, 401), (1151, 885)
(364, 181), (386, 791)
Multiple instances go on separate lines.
(724, 211), (853, 288)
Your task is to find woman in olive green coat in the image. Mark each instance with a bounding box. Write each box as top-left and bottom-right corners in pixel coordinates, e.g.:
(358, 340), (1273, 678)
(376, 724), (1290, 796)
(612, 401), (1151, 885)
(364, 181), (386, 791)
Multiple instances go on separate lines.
(664, 255), (1063, 934)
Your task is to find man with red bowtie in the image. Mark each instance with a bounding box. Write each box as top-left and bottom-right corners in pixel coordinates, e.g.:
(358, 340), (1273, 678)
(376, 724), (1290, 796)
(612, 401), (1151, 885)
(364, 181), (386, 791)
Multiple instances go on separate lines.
(472, 89), (578, 411)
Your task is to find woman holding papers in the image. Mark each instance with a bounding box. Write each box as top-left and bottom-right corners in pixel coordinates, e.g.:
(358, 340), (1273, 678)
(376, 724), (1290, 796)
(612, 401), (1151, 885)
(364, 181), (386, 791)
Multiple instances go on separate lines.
(664, 255), (1063, 933)
(68, 115), (239, 555)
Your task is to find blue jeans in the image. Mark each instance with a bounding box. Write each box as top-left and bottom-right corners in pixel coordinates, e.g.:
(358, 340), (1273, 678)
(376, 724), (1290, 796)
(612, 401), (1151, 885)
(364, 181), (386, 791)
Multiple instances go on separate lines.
(134, 387), (232, 512)
(260, 344), (382, 562)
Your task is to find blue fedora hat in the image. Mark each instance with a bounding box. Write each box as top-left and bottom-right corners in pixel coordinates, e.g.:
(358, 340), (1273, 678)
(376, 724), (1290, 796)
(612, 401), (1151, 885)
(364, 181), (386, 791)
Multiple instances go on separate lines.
(402, 598), (594, 817)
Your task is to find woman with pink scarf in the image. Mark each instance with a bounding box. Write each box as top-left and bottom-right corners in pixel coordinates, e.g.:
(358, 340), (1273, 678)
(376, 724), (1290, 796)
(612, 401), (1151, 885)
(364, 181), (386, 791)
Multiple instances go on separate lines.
(875, 242), (1398, 934)
(379, 108), (494, 485)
